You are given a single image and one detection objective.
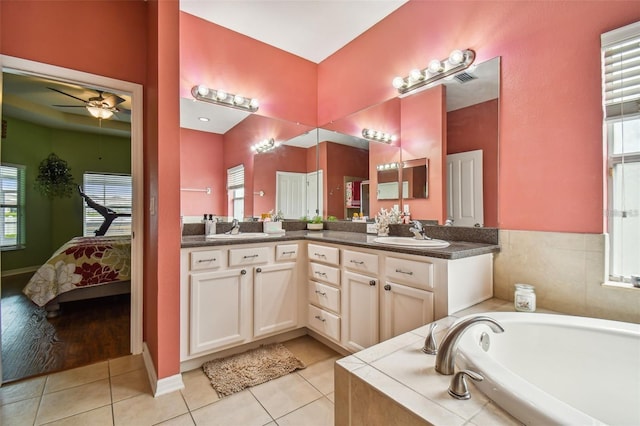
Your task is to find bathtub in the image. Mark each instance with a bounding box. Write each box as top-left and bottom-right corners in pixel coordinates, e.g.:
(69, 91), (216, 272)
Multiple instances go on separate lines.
(455, 312), (640, 426)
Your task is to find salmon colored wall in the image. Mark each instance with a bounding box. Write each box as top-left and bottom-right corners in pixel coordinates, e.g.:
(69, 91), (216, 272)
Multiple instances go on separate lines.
(180, 128), (225, 216)
(253, 145), (308, 216)
(400, 86), (447, 223)
(320, 1), (640, 233)
(369, 139), (401, 215)
(448, 99), (499, 227)
(324, 142), (369, 219)
(180, 12), (317, 126)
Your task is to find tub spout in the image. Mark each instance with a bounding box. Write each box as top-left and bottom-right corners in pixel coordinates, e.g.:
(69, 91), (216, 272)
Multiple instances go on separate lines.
(435, 315), (504, 375)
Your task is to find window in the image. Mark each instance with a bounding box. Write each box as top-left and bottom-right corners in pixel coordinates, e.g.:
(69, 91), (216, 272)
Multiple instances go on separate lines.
(0, 164), (26, 249)
(602, 22), (640, 282)
(83, 172), (132, 236)
(227, 164), (244, 221)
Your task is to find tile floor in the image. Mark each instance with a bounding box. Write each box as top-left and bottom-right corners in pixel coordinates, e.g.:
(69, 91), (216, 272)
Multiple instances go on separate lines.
(0, 335), (340, 426)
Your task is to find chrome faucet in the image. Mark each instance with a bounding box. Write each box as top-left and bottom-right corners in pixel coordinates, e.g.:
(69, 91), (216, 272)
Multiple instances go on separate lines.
(409, 220), (431, 240)
(435, 315), (504, 375)
(227, 219), (240, 235)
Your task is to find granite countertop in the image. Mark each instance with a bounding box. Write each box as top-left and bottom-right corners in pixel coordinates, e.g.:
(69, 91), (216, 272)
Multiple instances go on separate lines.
(181, 230), (499, 260)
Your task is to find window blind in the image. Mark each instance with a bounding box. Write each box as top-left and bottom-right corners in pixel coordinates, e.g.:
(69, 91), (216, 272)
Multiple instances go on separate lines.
(603, 23), (640, 118)
(0, 164), (26, 248)
(227, 164), (245, 190)
(83, 172), (132, 236)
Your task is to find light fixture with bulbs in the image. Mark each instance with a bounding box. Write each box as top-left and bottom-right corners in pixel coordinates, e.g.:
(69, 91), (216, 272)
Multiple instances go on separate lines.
(392, 49), (476, 94)
(362, 128), (397, 144)
(86, 104), (115, 120)
(376, 162), (399, 171)
(191, 85), (259, 112)
(251, 138), (278, 153)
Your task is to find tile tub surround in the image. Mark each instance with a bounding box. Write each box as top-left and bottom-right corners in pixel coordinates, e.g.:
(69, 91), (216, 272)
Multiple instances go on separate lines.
(335, 299), (529, 426)
(494, 229), (640, 323)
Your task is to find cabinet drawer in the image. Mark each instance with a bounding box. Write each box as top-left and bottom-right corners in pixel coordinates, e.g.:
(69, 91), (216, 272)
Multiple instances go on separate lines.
(342, 249), (379, 275)
(307, 304), (340, 342)
(385, 257), (433, 290)
(308, 244), (340, 265)
(276, 244), (298, 261)
(190, 250), (222, 271)
(307, 281), (340, 314)
(309, 262), (340, 286)
(229, 247), (269, 267)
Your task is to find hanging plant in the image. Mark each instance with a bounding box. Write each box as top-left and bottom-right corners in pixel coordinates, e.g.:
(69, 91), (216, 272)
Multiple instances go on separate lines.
(34, 153), (75, 198)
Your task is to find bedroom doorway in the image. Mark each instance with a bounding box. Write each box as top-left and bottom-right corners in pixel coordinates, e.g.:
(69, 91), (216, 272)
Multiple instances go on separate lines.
(0, 56), (144, 385)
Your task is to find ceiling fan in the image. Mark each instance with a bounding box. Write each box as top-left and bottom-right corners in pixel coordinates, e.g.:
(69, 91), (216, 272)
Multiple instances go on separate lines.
(48, 87), (130, 120)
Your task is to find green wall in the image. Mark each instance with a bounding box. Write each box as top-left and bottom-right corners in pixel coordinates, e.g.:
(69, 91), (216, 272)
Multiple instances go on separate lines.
(1, 116), (131, 272)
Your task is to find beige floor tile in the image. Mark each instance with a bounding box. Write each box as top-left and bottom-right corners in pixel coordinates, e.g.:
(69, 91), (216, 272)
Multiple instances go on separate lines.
(44, 361), (109, 394)
(36, 378), (111, 425)
(112, 390), (188, 426)
(109, 354), (145, 377)
(250, 372), (323, 419)
(0, 376), (45, 406)
(298, 356), (338, 395)
(275, 396), (334, 425)
(190, 390), (271, 426)
(0, 396), (39, 426)
(156, 413), (196, 426)
(110, 367), (152, 402)
(282, 336), (340, 366)
(41, 405), (113, 426)
(180, 368), (220, 411)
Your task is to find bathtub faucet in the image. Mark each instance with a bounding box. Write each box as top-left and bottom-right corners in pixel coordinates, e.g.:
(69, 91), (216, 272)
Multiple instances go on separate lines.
(435, 315), (504, 375)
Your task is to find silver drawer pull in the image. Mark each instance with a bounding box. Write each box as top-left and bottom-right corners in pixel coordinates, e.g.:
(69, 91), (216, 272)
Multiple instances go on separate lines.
(350, 260), (365, 265)
(197, 258), (216, 263)
(395, 269), (414, 276)
(314, 271), (328, 277)
(314, 315), (326, 322)
(314, 290), (327, 296)
(313, 252), (327, 258)
(243, 254), (259, 259)
(282, 250), (296, 255)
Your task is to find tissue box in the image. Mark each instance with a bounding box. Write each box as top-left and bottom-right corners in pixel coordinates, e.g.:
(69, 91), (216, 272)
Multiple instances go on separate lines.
(263, 221), (283, 234)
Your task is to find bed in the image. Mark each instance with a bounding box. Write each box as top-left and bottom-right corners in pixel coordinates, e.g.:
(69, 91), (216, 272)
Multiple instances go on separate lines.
(23, 235), (131, 317)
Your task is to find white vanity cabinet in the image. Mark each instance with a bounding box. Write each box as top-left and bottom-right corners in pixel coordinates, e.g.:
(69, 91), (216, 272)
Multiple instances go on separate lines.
(180, 242), (300, 361)
(306, 243), (342, 342)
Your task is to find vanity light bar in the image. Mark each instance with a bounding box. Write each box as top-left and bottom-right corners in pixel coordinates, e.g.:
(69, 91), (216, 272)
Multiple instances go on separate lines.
(362, 128), (397, 144)
(191, 85), (259, 112)
(392, 49), (476, 95)
(251, 138), (278, 154)
(376, 162), (399, 171)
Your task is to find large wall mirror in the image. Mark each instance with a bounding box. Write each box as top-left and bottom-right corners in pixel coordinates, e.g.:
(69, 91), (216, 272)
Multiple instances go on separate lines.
(178, 56), (499, 226)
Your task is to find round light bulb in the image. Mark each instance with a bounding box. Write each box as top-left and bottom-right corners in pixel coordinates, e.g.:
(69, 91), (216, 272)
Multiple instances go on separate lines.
(197, 85), (209, 96)
(216, 90), (227, 101)
(428, 59), (443, 74)
(409, 69), (423, 82)
(392, 76), (405, 89)
(449, 49), (465, 65)
(249, 98), (259, 109)
(233, 95), (245, 105)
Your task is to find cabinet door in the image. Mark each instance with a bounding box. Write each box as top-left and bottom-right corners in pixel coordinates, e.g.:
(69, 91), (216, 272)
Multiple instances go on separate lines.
(381, 281), (434, 341)
(254, 262), (298, 338)
(341, 270), (379, 352)
(189, 268), (251, 355)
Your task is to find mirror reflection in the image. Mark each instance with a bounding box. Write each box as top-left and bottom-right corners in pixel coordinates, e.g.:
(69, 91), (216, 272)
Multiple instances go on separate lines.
(401, 158), (428, 200)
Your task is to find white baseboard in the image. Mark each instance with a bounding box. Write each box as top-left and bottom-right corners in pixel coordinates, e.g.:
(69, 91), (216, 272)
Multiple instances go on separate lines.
(143, 342), (185, 397)
(1, 266), (39, 277)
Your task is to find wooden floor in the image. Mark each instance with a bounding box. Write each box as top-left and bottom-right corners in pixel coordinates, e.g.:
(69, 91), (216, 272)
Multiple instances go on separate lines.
(1, 273), (130, 383)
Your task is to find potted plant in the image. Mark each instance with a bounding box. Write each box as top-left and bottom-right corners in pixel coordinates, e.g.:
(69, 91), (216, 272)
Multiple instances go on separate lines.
(34, 153), (75, 198)
(306, 215), (324, 230)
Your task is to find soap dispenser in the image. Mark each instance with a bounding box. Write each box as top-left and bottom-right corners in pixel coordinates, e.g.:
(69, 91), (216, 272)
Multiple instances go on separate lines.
(206, 214), (216, 236)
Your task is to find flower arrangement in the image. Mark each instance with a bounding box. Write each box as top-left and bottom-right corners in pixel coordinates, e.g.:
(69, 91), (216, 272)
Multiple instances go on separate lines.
(34, 153), (75, 198)
(374, 207), (402, 236)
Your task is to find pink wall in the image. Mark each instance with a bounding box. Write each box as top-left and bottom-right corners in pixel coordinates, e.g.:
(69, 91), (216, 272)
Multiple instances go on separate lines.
(369, 139), (401, 215)
(400, 86), (447, 223)
(320, 1), (640, 233)
(448, 99), (499, 227)
(180, 12), (317, 126)
(323, 142), (369, 219)
(180, 128), (225, 216)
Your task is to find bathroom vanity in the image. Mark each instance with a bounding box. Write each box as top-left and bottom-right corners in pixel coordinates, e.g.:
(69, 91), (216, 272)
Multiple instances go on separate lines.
(179, 229), (498, 369)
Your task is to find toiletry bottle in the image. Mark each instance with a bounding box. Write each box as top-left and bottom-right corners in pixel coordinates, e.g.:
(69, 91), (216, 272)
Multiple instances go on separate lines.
(207, 214), (216, 236)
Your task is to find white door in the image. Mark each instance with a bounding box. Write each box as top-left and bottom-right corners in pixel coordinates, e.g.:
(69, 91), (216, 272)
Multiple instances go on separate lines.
(276, 172), (307, 219)
(306, 170), (323, 217)
(341, 270), (379, 352)
(253, 262), (297, 337)
(381, 282), (434, 341)
(447, 150), (484, 227)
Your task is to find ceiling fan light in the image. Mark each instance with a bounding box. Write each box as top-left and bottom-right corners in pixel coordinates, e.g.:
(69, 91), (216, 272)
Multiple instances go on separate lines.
(86, 106), (113, 120)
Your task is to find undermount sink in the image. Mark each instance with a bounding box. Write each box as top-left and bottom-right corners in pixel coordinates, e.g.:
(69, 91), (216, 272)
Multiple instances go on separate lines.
(205, 232), (270, 240)
(373, 237), (450, 248)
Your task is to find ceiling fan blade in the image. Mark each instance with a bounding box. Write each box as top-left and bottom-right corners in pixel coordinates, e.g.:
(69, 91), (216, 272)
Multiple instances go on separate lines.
(102, 93), (126, 107)
(48, 87), (88, 104)
(52, 104), (88, 108)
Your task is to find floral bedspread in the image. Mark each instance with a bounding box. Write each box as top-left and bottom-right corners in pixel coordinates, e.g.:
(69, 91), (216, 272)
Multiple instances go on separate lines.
(23, 235), (131, 307)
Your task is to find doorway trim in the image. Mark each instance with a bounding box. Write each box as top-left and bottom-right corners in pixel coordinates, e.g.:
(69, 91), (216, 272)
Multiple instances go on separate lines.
(0, 55), (144, 364)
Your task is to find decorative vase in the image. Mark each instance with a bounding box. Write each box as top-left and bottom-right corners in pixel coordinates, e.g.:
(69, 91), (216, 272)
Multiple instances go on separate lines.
(307, 223), (323, 231)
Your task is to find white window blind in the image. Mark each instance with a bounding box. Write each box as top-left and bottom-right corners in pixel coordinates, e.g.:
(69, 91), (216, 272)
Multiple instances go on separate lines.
(227, 165), (245, 220)
(602, 21), (640, 281)
(0, 164), (26, 249)
(83, 172), (132, 236)
(227, 164), (244, 190)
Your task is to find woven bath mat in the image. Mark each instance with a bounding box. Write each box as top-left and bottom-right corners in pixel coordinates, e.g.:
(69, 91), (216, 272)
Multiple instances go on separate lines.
(202, 343), (306, 397)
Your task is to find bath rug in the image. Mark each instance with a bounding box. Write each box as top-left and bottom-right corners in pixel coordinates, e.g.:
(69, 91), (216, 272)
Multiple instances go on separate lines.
(202, 343), (306, 397)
